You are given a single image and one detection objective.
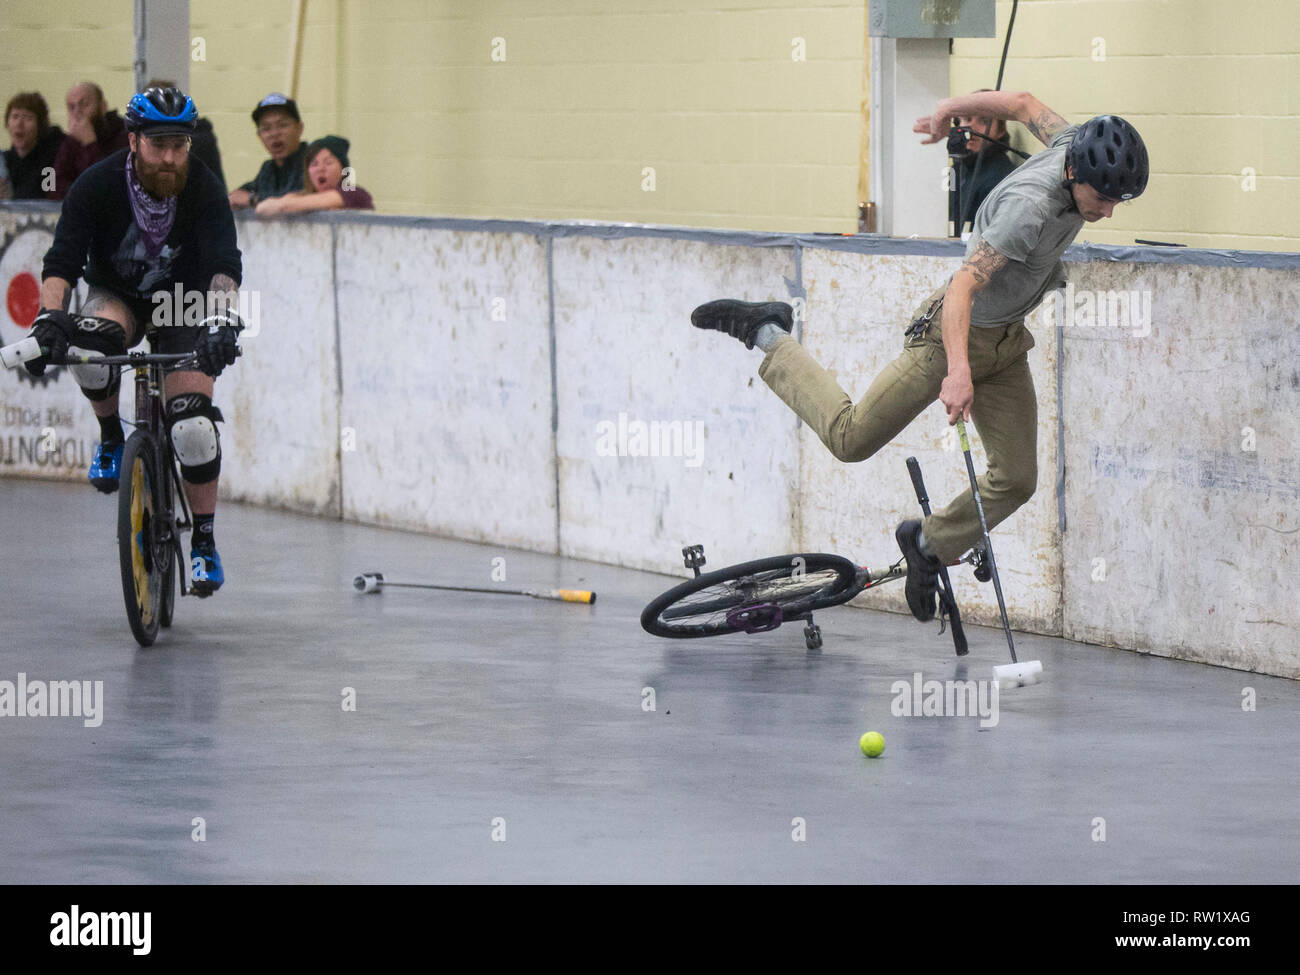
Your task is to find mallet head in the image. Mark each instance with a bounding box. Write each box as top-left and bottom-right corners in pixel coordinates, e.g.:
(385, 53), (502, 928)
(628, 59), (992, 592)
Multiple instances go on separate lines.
(993, 660), (1043, 689)
(353, 572), (384, 594)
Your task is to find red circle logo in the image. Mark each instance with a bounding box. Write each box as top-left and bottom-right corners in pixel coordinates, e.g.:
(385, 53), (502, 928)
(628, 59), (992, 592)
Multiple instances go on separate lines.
(7, 271), (40, 328)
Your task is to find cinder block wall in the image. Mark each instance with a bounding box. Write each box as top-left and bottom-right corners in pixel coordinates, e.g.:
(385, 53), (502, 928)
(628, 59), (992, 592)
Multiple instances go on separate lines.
(950, 0), (1300, 251)
(2, 0), (1297, 243)
(192, 0), (866, 231)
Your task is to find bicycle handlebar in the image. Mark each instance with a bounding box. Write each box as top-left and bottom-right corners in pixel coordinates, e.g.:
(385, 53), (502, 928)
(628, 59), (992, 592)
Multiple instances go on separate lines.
(0, 335), (240, 370)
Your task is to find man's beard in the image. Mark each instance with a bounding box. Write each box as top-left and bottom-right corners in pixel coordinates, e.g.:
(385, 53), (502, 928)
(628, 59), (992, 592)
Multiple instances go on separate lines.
(135, 156), (189, 198)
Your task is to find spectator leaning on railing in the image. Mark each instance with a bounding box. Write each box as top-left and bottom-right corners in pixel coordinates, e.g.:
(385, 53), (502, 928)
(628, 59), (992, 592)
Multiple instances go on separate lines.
(254, 136), (373, 216)
(4, 92), (66, 199)
(228, 93), (306, 209)
(50, 82), (128, 200)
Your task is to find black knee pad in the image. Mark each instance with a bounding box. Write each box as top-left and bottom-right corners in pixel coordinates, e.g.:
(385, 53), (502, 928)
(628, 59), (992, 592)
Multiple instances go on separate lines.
(166, 393), (224, 484)
(67, 317), (127, 402)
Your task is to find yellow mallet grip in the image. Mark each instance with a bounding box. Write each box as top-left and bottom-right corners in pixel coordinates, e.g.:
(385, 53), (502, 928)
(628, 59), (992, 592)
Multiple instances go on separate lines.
(551, 588), (597, 604)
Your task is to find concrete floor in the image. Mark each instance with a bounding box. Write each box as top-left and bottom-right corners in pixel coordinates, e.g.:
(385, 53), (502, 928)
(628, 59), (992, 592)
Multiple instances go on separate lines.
(1, 476), (1297, 884)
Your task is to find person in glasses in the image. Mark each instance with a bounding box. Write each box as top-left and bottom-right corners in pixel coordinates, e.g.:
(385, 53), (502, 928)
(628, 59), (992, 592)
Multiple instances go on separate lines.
(228, 93), (306, 210)
(27, 86), (244, 595)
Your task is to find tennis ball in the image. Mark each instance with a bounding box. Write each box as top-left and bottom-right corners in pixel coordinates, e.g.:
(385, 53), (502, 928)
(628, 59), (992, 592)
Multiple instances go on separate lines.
(859, 731), (885, 758)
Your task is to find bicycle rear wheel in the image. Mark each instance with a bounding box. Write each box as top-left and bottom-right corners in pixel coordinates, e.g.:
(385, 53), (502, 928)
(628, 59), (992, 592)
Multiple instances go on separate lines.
(641, 553), (861, 639)
(118, 431), (164, 647)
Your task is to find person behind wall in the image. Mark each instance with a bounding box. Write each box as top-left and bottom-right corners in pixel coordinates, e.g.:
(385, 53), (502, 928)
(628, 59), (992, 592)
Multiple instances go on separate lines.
(228, 93), (306, 209)
(50, 82), (129, 200)
(2, 92), (66, 199)
(254, 136), (373, 216)
(952, 90), (1021, 237)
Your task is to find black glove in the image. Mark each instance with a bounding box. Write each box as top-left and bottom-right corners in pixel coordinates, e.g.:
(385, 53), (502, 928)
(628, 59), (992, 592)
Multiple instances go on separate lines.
(24, 309), (78, 377)
(193, 312), (243, 378)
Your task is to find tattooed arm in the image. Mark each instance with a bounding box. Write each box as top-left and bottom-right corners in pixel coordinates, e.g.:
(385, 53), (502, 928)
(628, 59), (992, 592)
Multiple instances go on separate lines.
(207, 273), (240, 324)
(938, 240), (1011, 423)
(915, 91), (1069, 148)
(1017, 95), (1071, 147)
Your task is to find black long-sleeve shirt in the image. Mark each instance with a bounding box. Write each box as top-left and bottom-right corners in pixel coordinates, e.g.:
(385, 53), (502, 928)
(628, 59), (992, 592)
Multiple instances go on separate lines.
(42, 148), (241, 303)
(238, 143), (306, 203)
(3, 126), (65, 200)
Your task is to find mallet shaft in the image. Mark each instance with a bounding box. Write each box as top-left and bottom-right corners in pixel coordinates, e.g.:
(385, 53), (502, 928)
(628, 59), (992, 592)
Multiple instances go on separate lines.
(956, 420), (1016, 662)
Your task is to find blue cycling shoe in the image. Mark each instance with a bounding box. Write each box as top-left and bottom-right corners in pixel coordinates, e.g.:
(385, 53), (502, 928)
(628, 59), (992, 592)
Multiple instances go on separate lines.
(190, 546), (224, 597)
(89, 442), (124, 494)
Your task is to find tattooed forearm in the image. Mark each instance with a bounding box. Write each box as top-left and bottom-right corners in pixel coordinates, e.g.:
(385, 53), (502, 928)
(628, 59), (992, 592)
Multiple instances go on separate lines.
(207, 274), (240, 323)
(209, 274), (238, 295)
(40, 276), (72, 311)
(960, 241), (1010, 290)
(1025, 105), (1070, 146)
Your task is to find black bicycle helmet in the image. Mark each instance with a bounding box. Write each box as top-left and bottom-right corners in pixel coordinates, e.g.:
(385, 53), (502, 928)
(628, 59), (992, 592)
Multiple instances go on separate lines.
(125, 86), (198, 136)
(1066, 115), (1149, 200)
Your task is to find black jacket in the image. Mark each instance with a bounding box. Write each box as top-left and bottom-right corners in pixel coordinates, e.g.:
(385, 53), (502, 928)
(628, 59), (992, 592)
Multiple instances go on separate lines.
(4, 126), (66, 200)
(238, 142), (307, 203)
(957, 148), (1019, 234)
(191, 117), (225, 190)
(42, 148), (242, 302)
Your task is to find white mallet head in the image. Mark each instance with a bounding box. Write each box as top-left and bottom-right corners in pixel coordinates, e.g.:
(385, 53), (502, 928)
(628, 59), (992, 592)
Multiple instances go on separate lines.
(353, 573), (383, 594)
(993, 660), (1043, 689)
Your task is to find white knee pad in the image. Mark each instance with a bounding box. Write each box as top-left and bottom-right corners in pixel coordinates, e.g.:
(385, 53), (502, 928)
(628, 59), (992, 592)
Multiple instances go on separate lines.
(65, 317), (127, 401)
(68, 346), (114, 391)
(166, 393), (222, 483)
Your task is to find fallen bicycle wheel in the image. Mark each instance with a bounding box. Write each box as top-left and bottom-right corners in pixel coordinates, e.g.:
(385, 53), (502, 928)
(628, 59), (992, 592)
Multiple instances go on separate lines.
(640, 553), (861, 641)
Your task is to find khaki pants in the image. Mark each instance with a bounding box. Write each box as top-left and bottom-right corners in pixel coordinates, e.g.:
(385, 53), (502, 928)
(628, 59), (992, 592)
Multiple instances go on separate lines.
(757, 286), (1038, 563)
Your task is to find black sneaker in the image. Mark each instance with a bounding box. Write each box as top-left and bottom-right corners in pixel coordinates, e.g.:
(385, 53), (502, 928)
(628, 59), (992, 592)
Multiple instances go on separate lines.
(895, 519), (941, 622)
(690, 299), (793, 350)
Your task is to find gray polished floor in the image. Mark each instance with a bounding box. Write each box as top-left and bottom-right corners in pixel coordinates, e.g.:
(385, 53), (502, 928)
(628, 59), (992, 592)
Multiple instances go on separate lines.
(1, 477), (1296, 884)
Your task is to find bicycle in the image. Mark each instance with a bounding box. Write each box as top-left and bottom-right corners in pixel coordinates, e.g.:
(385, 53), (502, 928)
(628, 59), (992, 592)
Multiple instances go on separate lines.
(2, 330), (234, 647)
(640, 457), (991, 656)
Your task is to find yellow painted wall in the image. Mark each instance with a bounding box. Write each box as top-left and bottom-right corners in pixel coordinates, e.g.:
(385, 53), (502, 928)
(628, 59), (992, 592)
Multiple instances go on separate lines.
(3, 1), (1297, 250)
(191, 0), (866, 232)
(0, 0), (135, 128)
(951, 0), (1300, 251)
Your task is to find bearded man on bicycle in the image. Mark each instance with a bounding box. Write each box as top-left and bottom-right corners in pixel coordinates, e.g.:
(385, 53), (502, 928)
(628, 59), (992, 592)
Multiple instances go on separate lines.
(26, 86), (244, 595)
(690, 92), (1149, 623)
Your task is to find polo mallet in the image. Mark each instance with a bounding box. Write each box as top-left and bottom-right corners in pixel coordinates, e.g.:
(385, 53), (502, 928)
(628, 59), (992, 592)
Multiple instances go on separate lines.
(353, 572), (595, 604)
(954, 419), (1042, 689)
(906, 456), (967, 656)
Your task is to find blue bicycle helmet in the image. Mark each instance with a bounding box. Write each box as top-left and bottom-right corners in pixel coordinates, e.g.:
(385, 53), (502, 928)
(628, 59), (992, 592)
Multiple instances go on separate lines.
(125, 87), (198, 136)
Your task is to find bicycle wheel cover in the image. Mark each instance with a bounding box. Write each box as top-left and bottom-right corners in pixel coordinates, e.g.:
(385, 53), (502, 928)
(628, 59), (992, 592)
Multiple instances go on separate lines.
(117, 432), (162, 647)
(640, 553), (859, 639)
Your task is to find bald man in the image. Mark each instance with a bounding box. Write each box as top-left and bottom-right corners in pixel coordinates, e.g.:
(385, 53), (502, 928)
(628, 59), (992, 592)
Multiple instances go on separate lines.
(50, 82), (128, 200)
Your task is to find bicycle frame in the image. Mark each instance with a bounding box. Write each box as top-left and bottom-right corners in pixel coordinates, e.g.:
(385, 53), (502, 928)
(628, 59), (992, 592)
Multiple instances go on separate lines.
(119, 353), (195, 599)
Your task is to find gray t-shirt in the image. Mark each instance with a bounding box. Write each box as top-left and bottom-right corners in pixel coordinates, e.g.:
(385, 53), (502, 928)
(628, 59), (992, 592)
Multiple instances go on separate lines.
(965, 125), (1083, 326)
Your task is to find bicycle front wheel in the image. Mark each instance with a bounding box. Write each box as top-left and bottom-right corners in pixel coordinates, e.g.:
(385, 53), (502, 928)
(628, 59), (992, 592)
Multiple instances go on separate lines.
(118, 431), (163, 647)
(157, 455), (177, 629)
(640, 553), (861, 639)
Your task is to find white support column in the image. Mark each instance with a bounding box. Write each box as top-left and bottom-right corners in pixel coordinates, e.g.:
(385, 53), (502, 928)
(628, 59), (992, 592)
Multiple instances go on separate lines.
(134, 0), (191, 93)
(871, 37), (950, 239)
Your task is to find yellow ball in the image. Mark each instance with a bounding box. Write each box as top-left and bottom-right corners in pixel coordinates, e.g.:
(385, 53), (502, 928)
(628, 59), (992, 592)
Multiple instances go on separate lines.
(859, 731), (885, 758)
